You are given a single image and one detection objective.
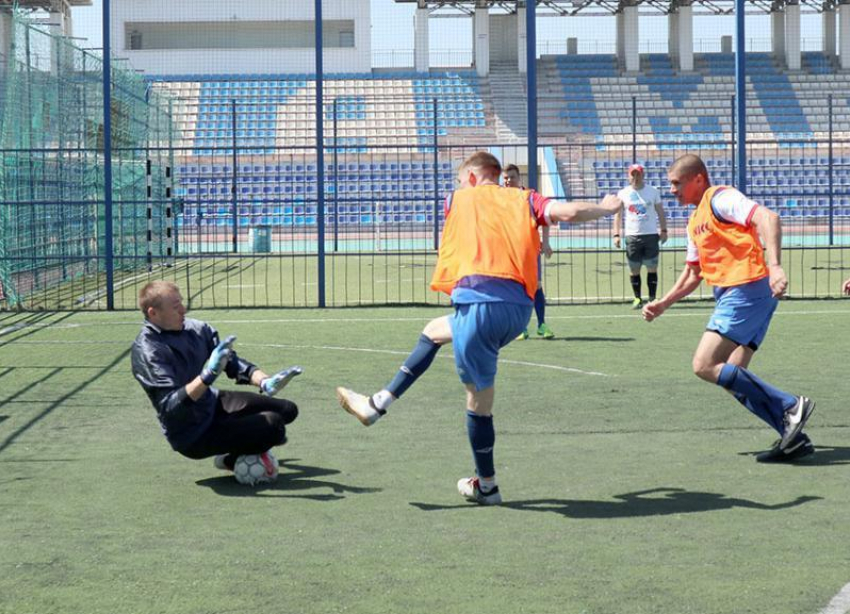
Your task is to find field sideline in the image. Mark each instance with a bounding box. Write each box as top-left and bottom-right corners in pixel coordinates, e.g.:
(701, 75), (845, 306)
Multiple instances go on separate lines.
(1, 301), (849, 614)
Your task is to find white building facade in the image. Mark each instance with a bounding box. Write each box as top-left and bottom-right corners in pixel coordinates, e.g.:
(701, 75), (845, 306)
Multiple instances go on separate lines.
(111, 0), (371, 76)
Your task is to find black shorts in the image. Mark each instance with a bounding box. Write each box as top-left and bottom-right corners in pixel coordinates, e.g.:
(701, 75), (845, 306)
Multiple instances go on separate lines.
(625, 234), (661, 267)
(179, 390), (298, 459)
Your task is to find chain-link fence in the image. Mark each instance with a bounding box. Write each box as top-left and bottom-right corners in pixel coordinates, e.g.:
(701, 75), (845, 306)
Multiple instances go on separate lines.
(2, 1), (849, 310)
(0, 10), (176, 309)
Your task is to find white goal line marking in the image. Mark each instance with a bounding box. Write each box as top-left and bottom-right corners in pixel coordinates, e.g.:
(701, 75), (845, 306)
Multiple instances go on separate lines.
(242, 342), (610, 377)
(3, 307), (849, 335)
(819, 583), (850, 614)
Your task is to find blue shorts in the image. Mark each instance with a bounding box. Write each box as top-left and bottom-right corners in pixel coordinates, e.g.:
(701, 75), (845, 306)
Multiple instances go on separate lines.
(707, 277), (778, 350)
(450, 301), (533, 391)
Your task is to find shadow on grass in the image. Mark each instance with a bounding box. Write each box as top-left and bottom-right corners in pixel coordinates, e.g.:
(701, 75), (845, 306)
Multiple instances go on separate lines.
(410, 487), (822, 518)
(738, 444), (850, 466)
(0, 348), (131, 456)
(0, 312), (78, 348)
(196, 458), (382, 500)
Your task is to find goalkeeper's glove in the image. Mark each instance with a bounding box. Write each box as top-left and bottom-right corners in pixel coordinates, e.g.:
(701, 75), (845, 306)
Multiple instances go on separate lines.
(200, 335), (236, 386)
(260, 366), (303, 397)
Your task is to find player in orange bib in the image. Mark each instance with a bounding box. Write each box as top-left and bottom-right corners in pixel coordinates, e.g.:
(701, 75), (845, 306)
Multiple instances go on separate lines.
(642, 154), (815, 463)
(337, 151), (622, 504)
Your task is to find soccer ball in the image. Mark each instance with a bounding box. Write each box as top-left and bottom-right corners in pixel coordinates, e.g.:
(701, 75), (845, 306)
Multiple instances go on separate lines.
(233, 451), (279, 486)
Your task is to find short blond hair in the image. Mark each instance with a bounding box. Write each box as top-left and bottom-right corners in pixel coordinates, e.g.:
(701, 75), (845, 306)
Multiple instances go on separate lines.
(138, 281), (180, 316)
(460, 151), (502, 180)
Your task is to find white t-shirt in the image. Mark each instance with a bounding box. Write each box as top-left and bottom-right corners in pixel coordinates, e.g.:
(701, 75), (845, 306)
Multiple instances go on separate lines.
(617, 184), (663, 236)
(686, 187), (759, 264)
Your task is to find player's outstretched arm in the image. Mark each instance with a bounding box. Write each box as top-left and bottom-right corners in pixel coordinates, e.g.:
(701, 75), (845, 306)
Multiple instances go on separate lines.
(184, 335), (236, 400)
(203, 335), (236, 382)
(258, 366), (304, 396)
(548, 194), (623, 224)
(642, 264), (702, 322)
(844, 277), (850, 295)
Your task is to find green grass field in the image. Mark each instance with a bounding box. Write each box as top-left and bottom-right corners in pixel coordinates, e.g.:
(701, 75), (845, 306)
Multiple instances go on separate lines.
(1, 301), (849, 614)
(12, 240), (850, 310)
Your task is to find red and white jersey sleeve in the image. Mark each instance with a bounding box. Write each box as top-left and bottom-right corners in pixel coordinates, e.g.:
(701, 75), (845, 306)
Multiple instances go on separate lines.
(711, 188), (759, 226)
(686, 236), (699, 265)
(531, 191), (553, 227)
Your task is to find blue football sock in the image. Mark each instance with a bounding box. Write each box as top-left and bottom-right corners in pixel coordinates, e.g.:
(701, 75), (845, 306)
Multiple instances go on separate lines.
(385, 334), (440, 399)
(717, 364), (795, 433)
(466, 411), (495, 479)
(534, 288), (546, 327)
(730, 392), (782, 433)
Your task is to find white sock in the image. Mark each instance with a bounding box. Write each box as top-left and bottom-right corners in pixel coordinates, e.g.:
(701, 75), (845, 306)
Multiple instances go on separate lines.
(478, 477), (497, 493)
(371, 389), (395, 411)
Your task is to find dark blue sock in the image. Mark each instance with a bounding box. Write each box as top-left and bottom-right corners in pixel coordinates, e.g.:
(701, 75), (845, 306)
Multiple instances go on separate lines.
(717, 364), (795, 433)
(731, 392), (782, 433)
(385, 334), (440, 399)
(534, 288), (546, 326)
(466, 411), (495, 479)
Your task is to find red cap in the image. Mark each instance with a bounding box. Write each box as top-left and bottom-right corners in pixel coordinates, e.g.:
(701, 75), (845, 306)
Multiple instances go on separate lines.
(628, 163), (645, 175)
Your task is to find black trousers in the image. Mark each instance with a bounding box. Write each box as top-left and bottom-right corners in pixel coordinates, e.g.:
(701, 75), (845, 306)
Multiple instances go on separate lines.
(180, 390), (298, 460)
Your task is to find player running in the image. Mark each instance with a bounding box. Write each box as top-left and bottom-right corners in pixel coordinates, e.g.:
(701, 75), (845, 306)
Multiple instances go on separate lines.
(642, 154), (815, 463)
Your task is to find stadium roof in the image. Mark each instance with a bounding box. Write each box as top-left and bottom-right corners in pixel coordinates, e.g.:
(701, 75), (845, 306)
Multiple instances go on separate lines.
(0, 0), (92, 8)
(395, 0), (835, 17)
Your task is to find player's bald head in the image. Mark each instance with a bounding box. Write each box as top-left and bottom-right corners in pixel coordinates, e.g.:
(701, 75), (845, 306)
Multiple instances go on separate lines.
(669, 154), (709, 182)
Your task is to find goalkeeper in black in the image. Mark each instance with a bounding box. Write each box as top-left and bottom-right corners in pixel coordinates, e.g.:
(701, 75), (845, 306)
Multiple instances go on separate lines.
(131, 280), (302, 471)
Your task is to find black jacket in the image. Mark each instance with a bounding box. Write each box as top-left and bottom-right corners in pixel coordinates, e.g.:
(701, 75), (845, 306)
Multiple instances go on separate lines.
(131, 318), (256, 450)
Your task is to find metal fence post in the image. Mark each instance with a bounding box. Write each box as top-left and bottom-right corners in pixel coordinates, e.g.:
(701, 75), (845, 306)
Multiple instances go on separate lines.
(333, 97), (339, 252)
(432, 97), (440, 250)
(146, 158), (152, 271)
(315, 0), (326, 308)
(231, 99), (238, 254)
(526, 0), (538, 191)
(102, 0), (115, 309)
(730, 95), (736, 187)
(631, 95), (637, 163)
(168, 97), (178, 257)
(734, 0), (747, 192)
(829, 93), (834, 246)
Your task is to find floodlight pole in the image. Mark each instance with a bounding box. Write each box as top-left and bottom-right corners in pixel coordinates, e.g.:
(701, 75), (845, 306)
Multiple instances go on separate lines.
(526, 1), (538, 191)
(315, 0), (326, 308)
(103, 0), (115, 309)
(734, 0), (747, 192)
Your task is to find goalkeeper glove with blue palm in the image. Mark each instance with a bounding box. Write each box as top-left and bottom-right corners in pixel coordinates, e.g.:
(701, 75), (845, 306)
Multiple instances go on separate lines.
(260, 366), (303, 396)
(200, 335), (236, 386)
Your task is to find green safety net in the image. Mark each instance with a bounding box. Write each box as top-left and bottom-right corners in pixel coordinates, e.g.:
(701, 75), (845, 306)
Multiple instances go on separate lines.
(0, 8), (177, 308)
